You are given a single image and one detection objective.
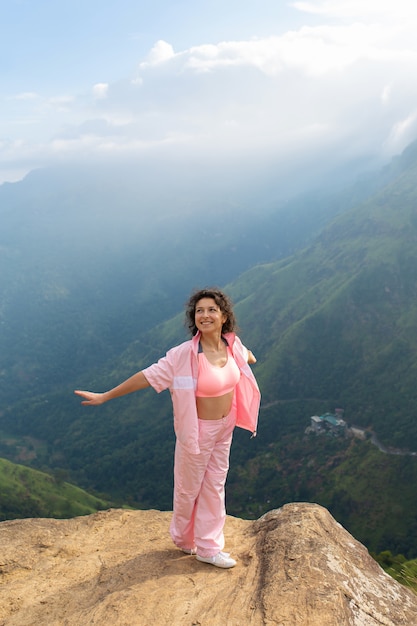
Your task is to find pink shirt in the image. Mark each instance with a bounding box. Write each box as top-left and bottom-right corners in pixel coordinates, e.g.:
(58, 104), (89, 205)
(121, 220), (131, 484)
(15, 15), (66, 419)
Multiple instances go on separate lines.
(142, 332), (261, 455)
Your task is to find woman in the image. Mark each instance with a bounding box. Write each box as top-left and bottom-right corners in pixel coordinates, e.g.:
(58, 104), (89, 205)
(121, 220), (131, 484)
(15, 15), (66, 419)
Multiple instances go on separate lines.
(75, 288), (260, 568)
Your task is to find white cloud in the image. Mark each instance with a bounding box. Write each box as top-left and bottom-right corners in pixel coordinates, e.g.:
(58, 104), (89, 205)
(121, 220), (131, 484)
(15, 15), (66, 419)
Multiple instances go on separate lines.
(49, 95), (74, 106)
(141, 40), (176, 66)
(381, 84), (392, 105)
(2, 4), (417, 187)
(93, 83), (109, 99)
(384, 111), (417, 154)
(292, 0), (417, 21)
(177, 21), (417, 77)
(12, 92), (40, 101)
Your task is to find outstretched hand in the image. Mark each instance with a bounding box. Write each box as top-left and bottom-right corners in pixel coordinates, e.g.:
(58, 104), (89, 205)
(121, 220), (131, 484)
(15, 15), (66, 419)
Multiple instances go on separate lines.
(74, 390), (107, 406)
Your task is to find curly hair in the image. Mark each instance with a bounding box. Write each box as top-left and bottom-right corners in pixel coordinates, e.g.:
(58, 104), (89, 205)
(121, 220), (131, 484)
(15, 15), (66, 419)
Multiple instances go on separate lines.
(185, 287), (238, 336)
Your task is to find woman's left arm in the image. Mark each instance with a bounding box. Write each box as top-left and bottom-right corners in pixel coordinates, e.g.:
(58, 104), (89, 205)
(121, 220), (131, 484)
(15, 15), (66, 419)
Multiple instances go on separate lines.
(247, 350), (257, 364)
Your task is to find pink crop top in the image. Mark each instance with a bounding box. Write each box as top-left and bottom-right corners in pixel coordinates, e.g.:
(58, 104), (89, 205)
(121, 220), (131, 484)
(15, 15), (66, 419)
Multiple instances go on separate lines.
(195, 345), (241, 398)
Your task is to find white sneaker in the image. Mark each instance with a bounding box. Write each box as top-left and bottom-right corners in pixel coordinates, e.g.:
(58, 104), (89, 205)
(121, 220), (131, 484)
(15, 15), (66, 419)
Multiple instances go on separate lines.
(196, 552), (236, 568)
(181, 548), (229, 557)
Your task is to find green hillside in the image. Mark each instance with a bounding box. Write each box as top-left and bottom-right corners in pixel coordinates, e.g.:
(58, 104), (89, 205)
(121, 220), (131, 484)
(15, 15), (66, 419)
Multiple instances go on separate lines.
(373, 551), (417, 593)
(227, 431), (417, 556)
(0, 456), (109, 520)
(1, 144), (417, 557)
(0, 156), (403, 407)
(234, 155), (417, 449)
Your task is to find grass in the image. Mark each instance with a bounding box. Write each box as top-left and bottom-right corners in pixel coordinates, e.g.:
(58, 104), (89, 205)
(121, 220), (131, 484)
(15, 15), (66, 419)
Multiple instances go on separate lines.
(0, 457), (109, 520)
(373, 551), (417, 594)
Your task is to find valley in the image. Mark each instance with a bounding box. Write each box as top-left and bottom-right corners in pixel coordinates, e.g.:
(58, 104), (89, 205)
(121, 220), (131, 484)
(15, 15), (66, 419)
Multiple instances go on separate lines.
(1, 141), (417, 559)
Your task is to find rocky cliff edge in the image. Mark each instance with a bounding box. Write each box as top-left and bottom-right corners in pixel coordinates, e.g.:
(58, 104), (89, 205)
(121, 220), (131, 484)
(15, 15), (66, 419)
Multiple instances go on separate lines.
(1, 502), (416, 625)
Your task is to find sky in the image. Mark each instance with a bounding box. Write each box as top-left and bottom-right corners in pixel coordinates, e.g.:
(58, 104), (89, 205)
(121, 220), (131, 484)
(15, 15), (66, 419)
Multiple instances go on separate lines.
(2, 0), (417, 186)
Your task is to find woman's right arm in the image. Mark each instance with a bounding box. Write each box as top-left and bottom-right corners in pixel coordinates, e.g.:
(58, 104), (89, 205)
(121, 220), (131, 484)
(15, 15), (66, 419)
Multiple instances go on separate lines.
(74, 371), (151, 406)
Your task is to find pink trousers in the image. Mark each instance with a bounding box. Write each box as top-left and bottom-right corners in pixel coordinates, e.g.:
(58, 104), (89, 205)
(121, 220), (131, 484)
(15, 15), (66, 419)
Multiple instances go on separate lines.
(169, 412), (236, 558)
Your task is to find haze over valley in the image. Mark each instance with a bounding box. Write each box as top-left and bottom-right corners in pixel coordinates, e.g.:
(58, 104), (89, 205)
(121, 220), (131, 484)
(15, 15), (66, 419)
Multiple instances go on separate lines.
(2, 0), (417, 567)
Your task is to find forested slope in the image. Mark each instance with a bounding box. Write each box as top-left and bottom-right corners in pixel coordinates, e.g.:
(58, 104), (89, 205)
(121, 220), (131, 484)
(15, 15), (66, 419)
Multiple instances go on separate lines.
(240, 154), (417, 449)
(0, 155), (404, 404)
(0, 458), (108, 520)
(1, 143), (417, 556)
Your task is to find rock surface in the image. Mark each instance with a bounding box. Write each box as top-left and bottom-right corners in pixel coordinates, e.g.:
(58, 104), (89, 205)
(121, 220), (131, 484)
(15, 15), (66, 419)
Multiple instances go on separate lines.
(1, 502), (416, 625)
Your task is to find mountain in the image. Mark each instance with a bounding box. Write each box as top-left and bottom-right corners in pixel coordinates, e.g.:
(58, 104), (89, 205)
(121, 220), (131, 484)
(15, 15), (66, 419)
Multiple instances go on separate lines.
(237, 144), (417, 450)
(0, 155), (403, 404)
(1, 142), (417, 557)
(1, 504), (416, 625)
(0, 457), (109, 520)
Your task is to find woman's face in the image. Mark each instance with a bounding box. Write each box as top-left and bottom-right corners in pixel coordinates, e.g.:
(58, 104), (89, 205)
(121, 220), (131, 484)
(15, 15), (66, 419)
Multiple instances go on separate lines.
(194, 297), (227, 335)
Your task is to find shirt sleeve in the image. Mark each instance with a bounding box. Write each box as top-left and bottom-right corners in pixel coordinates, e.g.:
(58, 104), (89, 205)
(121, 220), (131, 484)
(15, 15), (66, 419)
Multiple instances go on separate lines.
(142, 351), (175, 393)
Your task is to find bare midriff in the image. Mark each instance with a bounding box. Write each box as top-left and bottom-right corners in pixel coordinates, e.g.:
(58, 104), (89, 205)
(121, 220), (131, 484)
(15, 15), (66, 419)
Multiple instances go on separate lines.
(196, 391), (234, 420)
